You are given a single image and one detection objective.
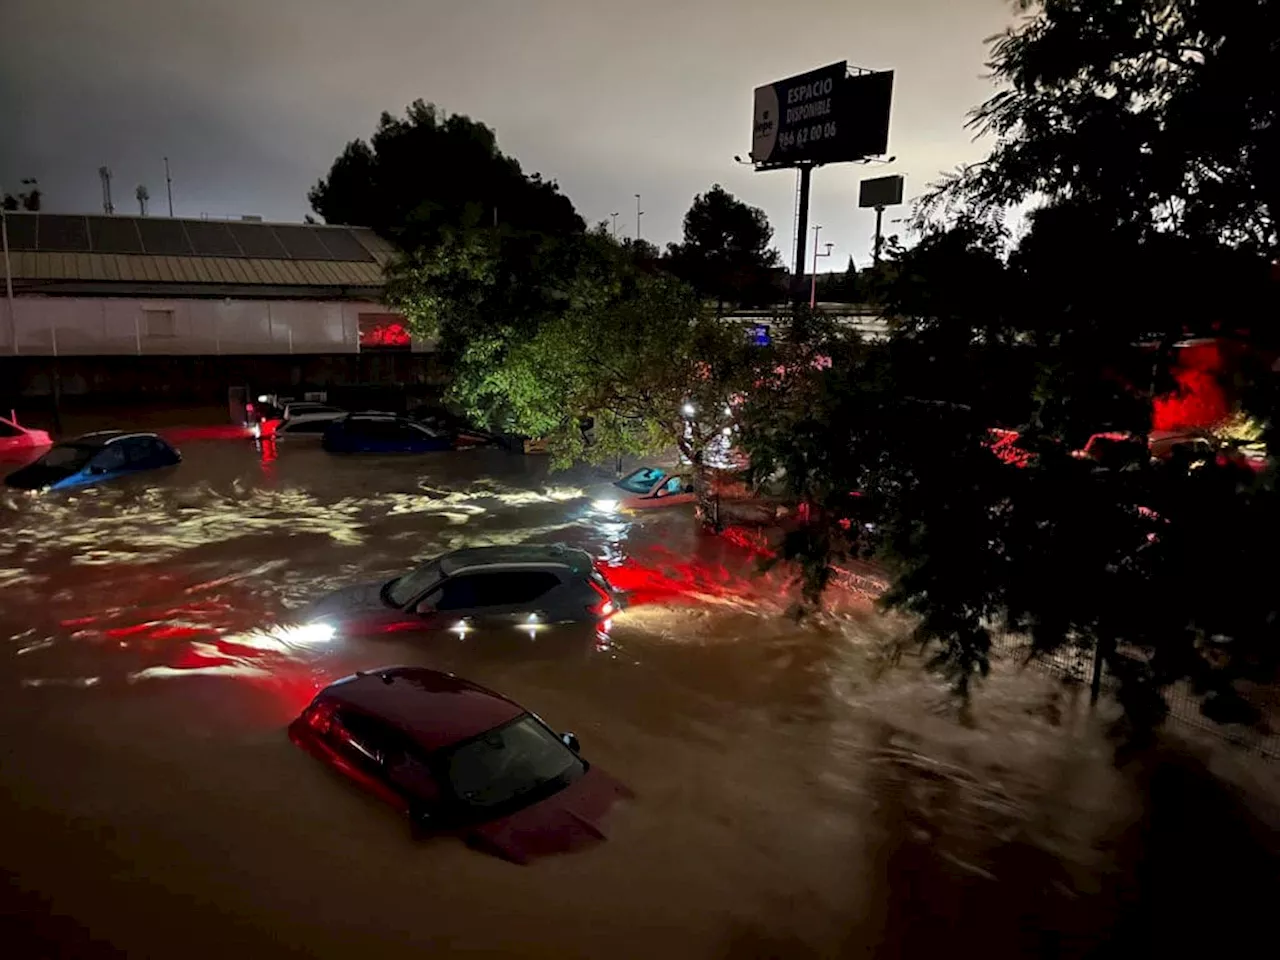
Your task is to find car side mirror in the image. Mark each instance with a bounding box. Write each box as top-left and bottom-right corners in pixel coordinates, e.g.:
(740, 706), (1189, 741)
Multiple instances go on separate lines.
(561, 732), (580, 753)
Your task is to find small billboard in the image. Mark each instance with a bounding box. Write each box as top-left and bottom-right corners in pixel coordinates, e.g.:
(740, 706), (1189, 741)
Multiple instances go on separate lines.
(752, 63), (893, 169)
(858, 174), (905, 209)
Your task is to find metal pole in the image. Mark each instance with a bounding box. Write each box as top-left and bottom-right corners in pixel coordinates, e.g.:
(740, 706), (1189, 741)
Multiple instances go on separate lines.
(793, 164), (812, 305)
(164, 157), (173, 217)
(873, 205), (885, 266)
(809, 225), (822, 310)
(1, 207), (16, 354)
(611, 213), (619, 238)
(635, 194), (642, 241)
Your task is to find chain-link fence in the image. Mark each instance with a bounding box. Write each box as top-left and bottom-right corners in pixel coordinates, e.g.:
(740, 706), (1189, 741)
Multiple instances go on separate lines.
(990, 631), (1280, 761)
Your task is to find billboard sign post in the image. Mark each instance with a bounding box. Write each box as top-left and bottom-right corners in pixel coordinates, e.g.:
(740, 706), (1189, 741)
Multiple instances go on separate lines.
(748, 62), (894, 300)
(858, 174), (905, 265)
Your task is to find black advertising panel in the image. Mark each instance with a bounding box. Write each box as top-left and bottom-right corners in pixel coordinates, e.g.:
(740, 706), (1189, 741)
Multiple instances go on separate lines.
(752, 64), (893, 169)
(859, 174), (905, 209)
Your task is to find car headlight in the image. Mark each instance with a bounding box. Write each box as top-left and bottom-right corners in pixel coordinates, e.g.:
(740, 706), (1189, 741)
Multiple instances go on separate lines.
(592, 499), (619, 514)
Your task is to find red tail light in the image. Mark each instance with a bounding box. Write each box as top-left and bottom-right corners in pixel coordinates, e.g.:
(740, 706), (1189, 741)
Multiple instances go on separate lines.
(306, 704), (332, 735)
(587, 579), (614, 618)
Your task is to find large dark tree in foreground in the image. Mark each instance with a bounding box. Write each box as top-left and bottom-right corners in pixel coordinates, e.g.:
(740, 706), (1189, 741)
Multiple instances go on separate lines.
(739, 0), (1280, 727)
(664, 184), (781, 313)
(309, 100), (583, 249)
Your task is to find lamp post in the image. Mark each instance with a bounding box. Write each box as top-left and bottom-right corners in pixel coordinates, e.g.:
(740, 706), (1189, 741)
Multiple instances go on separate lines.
(1, 199), (15, 355)
(610, 212), (619, 238)
(809, 225), (833, 310)
(635, 194), (643, 241)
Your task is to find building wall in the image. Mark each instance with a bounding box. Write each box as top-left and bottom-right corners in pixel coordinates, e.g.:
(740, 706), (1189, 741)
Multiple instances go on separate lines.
(0, 295), (423, 356)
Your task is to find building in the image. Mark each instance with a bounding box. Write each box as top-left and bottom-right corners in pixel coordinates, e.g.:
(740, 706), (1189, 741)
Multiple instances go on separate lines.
(0, 212), (438, 409)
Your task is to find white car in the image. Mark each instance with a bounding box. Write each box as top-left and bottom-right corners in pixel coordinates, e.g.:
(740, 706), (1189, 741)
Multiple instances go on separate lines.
(282, 401), (345, 421)
(254, 411), (346, 440)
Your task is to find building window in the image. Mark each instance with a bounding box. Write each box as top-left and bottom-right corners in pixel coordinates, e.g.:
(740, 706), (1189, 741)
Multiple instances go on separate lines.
(143, 309), (176, 338)
(359, 313), (411, 350)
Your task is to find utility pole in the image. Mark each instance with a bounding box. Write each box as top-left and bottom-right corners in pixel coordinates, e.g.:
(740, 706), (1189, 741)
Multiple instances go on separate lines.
(809, 225), (833, 310)
(635, 194), (643, 241)
(164, 157), (174, 217)
(99, 166), (114, 215)
(793, 163), (813, 304)
(1, 200), (16, 354)
(873, 205), (886, 266)
(610, 212), (619, 238)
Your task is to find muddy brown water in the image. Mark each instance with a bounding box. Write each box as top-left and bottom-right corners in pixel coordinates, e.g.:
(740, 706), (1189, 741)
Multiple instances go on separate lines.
(1, 439), (1277, 958)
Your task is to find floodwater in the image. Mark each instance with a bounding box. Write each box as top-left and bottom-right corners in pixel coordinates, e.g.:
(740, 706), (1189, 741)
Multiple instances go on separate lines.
(1, 437), (1277, 958)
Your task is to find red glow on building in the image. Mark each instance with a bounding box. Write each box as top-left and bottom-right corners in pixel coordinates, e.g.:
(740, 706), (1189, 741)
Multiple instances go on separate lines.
(359, 320), (412, 348)
(1152, 340), (1231, 432)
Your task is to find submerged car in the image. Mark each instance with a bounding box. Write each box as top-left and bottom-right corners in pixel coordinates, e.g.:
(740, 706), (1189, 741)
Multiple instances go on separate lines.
(0, 415), (52, 459)
(3, 431), (181, 491)
(254, 410), (347, 441)
(289, 666), (631, 863)
(589, 466), (696, 515)
(302, 544), (624, 639)
(322, 414), (453, 454)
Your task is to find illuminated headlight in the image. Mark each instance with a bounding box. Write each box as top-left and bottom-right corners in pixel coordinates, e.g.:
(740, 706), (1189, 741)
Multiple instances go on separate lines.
(298, 622), (336, 643)
(251, 423), (261, 439)
(257, 394), (270, 403)
(681, 403), (695, 417)
(592, 499), (619, 514)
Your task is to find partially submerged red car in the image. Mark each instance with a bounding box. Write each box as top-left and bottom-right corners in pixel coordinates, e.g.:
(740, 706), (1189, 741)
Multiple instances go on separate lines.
(0, 414), (52, 459)
(289, 666), (631, 863)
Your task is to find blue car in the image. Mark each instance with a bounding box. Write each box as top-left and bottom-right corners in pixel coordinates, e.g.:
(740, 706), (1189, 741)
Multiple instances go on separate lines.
(3, 431), (182, 491)
(321, 414), (453, 454)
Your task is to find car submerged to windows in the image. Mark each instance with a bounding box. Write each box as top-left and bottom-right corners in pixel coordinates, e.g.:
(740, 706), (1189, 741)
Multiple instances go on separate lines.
(300, 544), (624, 640)
(289, 666), (631, 863)
(3, 431), (181, 491)
(322, 414), (453, 454)
(0, 415), (52, 459)
(588, 466), (697, 515)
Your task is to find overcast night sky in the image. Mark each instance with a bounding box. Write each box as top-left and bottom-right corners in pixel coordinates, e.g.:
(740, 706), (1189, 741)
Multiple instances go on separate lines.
(1, 0), (1018, 268)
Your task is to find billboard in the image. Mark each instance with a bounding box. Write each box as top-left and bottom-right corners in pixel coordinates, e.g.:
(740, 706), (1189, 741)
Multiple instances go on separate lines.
(751, 63), (893, 169)
(858, 174), (905, 209)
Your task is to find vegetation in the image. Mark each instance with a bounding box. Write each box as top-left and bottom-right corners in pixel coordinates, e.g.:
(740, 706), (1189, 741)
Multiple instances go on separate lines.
(737, 0), (1280, 725)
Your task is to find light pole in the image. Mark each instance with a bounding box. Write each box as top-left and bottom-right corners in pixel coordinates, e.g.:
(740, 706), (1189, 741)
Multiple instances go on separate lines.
(1, 199), (15, 354)
(610, 212), (619, 238)
(809, 225), (833, 310)
(635, 194), (643, 241)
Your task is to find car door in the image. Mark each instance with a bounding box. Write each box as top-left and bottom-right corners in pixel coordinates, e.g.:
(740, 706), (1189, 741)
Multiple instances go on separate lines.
(85, 442), (129, 483)
(324, 710), (412, 812)
(419, 571), (564, 624)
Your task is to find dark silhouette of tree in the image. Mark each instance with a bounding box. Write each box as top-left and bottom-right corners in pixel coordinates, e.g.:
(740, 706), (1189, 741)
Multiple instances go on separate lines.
(3, 178), (40, 212)
(738, 0), (1280, 726)
(309, 100), (583, 250)
(664, 184), (781, 314)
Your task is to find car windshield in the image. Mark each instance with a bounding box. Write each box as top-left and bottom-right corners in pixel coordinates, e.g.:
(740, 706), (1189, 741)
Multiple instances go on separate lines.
(385, 558), (443, 608)
(615, 467), (666, 495)
(442, 715), (583, 810)
(39, 444), (96, 470)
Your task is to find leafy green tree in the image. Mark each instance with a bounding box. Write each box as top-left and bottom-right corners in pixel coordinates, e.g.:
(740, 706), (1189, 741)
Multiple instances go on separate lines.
(309, 100), (583, 249)
(664, 184), (781, 314)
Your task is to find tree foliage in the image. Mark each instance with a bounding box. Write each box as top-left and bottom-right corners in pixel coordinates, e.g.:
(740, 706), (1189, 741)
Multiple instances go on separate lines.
(309, 100), (583, 249)
(738, 0), (1280, 725)
(664, 184), (781, 312)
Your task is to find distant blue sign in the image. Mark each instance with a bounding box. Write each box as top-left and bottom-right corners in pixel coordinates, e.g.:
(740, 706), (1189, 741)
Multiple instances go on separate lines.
(751, 324), (771, 346)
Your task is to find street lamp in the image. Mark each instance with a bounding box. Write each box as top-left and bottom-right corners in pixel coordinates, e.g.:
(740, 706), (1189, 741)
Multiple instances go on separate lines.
(635, 194), (643, 241)
(610, 212), (619, 238)
(809, 225), (834, 310)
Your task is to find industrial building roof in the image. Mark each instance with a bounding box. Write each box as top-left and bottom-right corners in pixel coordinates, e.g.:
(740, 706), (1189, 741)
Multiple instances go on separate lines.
(2, 213), (394, 294)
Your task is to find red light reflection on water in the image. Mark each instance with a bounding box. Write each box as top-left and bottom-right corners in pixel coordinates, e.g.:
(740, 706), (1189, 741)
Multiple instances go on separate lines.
(159, 425), (254, 443)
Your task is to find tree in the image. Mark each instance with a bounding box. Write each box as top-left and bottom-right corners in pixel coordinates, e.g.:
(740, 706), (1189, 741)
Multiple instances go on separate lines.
(3, 178), (40, 212)
(737, 0), (1280, 725)
(664, 184), (781, 314)
(309, 100), (583, 250)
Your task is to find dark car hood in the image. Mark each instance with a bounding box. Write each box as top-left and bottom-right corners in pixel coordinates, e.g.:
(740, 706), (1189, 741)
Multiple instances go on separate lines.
(301, 580), (391, 622)
(468, 766), (632, 864)
(3, 462), (76, 490)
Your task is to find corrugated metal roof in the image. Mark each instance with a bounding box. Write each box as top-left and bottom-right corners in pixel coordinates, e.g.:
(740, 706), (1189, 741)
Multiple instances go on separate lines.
(7, 248), (387, 288)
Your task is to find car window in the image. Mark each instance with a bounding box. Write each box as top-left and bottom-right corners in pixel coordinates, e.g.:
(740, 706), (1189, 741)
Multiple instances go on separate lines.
(41, 444), (96, 469)
(443, 715), (582, 810)
(284, 419), (332, 434)
(431, 571), (561, 611)
(334, 711), (397, 766)
(661, 476), (684, 495)
(121, 437), (156, 464)
(90, 443), (128, 472)
(0, 420), (22, 438)
(387, 559), (444, 608)
(617, 467), (667, 494)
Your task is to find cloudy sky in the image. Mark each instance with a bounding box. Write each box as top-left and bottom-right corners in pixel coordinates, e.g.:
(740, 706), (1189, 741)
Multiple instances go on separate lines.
(1, 0), (1018, 268)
